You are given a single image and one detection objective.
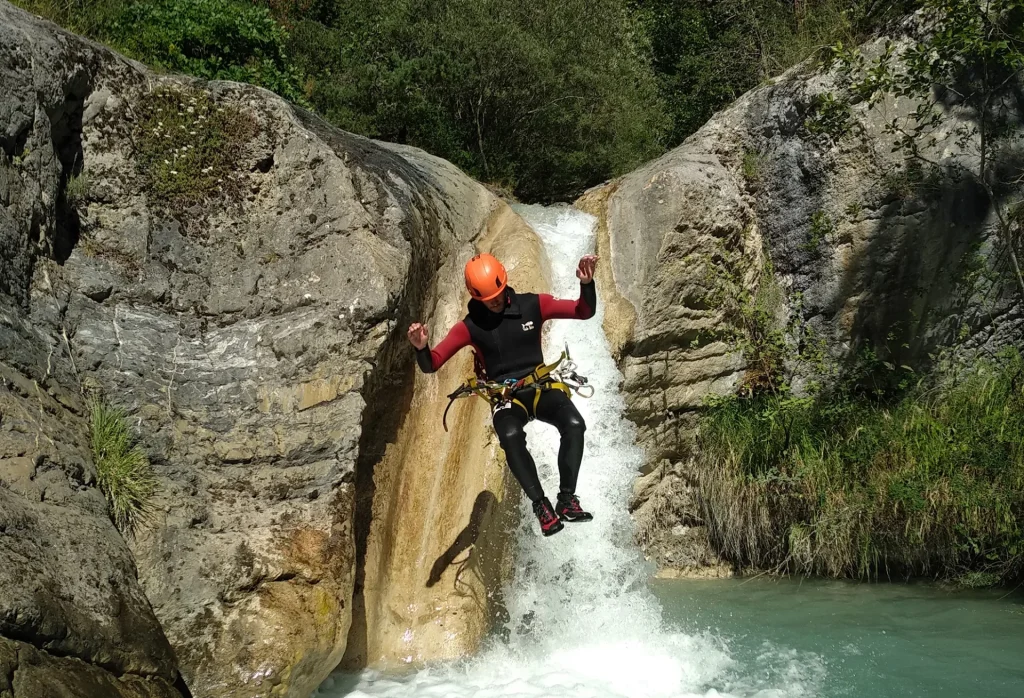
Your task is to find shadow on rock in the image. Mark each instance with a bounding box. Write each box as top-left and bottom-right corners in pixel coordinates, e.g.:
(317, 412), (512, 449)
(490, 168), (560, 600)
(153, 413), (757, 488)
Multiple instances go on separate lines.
(427, 490), (496, 588)
(836, 169), (989, 370)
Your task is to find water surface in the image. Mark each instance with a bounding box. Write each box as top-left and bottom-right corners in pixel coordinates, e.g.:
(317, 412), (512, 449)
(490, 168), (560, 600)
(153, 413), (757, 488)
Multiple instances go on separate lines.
(653, 576), (1024, 698)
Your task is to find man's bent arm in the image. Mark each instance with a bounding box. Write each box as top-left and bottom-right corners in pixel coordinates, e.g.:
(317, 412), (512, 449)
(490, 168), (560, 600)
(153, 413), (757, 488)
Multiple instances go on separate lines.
(538, 281), (597, 321)
(416, 321), (472, 373)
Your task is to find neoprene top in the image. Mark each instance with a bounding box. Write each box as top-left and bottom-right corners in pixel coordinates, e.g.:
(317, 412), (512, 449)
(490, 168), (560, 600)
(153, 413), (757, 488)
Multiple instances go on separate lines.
(416, 281), (596, 382)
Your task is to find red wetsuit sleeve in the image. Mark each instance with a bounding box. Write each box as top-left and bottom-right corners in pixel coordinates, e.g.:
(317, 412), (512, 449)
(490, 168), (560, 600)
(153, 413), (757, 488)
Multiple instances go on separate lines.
(416, 321), (471, 373)
(538, 281), (596, 321)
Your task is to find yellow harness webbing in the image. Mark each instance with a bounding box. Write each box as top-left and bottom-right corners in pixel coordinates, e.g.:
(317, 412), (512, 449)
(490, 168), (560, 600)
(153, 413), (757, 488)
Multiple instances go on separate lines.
(441, 351), (584, 431)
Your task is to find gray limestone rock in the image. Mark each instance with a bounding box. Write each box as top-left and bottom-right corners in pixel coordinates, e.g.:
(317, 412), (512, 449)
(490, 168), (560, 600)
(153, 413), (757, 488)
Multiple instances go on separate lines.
(0, 1), (502, 696)
(587, 22), (1023, 576)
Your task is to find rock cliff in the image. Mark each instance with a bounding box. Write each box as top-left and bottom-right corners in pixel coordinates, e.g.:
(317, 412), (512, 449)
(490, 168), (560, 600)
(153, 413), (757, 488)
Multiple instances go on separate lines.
(0, 2), (531, 695)
(578, 24), (1023, 577)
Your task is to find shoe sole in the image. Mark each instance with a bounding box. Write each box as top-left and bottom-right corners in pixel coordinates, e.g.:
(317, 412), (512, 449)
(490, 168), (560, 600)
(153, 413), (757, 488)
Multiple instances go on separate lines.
(541, 521), (565, 536)
(556, 511), (594, 522)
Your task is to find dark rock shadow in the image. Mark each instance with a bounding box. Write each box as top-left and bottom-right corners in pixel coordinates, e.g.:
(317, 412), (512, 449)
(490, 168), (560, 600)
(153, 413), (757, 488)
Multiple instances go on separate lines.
(50, 74), (89, 264)
(834, 168), (992, 374)
(427, 490), (496, 588)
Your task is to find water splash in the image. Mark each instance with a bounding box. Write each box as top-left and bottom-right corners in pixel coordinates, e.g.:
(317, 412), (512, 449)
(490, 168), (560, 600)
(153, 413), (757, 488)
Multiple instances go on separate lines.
(315, 204), (824, 698)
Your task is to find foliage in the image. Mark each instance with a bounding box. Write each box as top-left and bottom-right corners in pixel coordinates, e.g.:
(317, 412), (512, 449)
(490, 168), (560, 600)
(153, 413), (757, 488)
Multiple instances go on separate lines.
(12, 0), (122, 36)
(632, 0), (915, 148)
(91, 399), (157, 536)
(64, 171), (91, 207)
(828, 0), (1024, 294)
(698, 348), (1024, 583)
(956, 571), (1002, 588)
(286, 0), (668, 201)
(13, 0), (306, 103)
(880, 159), (947, 202)
(803, 209), (835, 252)
(15, 0), (926, 201)
(698, 241), (788, 394)
(804, 91), (854, 139)
(110, 0), (307, 103)
(133, 86), (258, 211)
(735, 259), (788, 394)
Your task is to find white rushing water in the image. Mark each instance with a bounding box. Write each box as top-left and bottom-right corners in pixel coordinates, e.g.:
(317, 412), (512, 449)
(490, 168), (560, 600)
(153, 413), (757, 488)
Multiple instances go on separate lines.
(316, 204), (824, 698)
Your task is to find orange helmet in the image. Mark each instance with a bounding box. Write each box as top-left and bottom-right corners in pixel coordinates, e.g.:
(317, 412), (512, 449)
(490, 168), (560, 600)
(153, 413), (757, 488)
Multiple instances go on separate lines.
(464, 253), (508, 302)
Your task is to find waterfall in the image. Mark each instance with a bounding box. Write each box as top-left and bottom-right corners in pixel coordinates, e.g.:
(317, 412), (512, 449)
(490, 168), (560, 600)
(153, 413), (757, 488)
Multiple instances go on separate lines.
(315, 204), (822, 698)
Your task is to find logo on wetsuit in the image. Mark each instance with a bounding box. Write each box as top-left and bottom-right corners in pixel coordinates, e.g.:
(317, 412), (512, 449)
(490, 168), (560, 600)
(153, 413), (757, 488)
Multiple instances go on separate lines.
(522, 321), (535, 331)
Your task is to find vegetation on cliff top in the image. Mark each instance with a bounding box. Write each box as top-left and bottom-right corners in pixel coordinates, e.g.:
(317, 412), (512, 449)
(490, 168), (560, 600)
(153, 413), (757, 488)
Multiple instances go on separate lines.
(15, 0), (911, 201)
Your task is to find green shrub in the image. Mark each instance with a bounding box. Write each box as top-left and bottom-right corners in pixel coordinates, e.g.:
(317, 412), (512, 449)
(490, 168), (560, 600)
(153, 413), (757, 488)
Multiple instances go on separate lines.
(880, 161), (946, 202)
(12, 0), (122, 36)
(742, 149), (763, 184)
(698, 349), (1024, 583)
(698, 245), (788, 394)
(288, 0), (667, 202)
(802, 209), (834, 253)
(804, 91), (854, 139)
(91, 400), (157, 535)
(635, 0), (909, 149)
(13, 0), (305, 103)
(109, 0), (306, 103)
(133, 86), (258, 211)
(65, 171), (91, 207)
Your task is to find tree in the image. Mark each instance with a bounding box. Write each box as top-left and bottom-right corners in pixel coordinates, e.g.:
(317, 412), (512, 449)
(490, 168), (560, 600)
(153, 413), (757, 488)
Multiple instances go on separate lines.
(111, 0), (307, 104)
(288, 0), (668, 201)
(631, 0), (915, 150)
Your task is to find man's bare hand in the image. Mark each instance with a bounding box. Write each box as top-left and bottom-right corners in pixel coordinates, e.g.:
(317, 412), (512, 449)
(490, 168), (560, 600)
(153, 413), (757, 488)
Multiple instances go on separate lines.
(407, 323), (429, 350)
(576, 254), (599, 284)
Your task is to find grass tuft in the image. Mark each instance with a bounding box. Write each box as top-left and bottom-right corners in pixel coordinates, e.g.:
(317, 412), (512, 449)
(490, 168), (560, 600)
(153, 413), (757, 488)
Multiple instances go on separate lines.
(65, 171), (91, 207)
(90, 400), (157, 536)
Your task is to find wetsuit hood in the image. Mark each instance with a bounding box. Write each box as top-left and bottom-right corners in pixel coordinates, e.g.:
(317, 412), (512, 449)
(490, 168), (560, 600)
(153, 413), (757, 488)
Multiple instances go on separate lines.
(468, 286), (522, 323)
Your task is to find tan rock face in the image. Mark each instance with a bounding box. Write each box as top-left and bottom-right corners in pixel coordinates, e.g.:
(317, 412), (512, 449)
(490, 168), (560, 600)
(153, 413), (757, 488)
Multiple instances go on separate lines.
(579, 153), (758, 471)
(344, 202), (542, 670)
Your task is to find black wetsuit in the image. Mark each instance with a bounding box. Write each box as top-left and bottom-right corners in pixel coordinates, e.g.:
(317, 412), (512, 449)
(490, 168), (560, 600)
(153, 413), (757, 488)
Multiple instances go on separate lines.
(416, 283), (597, 501)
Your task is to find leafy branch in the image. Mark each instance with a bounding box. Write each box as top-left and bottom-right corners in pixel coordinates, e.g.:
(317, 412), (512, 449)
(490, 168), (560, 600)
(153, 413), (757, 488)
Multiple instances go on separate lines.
(828, 0), (1024, 295)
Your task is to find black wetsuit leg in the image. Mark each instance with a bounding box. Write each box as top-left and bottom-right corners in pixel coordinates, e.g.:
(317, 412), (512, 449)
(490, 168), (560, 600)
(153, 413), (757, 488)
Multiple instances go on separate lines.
(533, 388), (586, 495)
(492, 387), (587, 501)
(492, 401), (544, 502)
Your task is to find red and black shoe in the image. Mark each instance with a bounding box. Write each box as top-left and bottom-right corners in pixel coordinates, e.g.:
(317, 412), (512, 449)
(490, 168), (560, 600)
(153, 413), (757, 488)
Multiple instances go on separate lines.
(532, 497), (564, 537)
(555, 493), (594, 522)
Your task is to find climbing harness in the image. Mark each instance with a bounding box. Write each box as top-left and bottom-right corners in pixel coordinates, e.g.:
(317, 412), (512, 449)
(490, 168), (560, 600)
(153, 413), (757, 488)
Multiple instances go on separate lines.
(442, 345), (595, 431)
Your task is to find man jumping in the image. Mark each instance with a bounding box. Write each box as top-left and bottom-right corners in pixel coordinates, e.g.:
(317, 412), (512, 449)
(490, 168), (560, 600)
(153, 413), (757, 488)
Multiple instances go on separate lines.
(407, 252), (599, 536)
